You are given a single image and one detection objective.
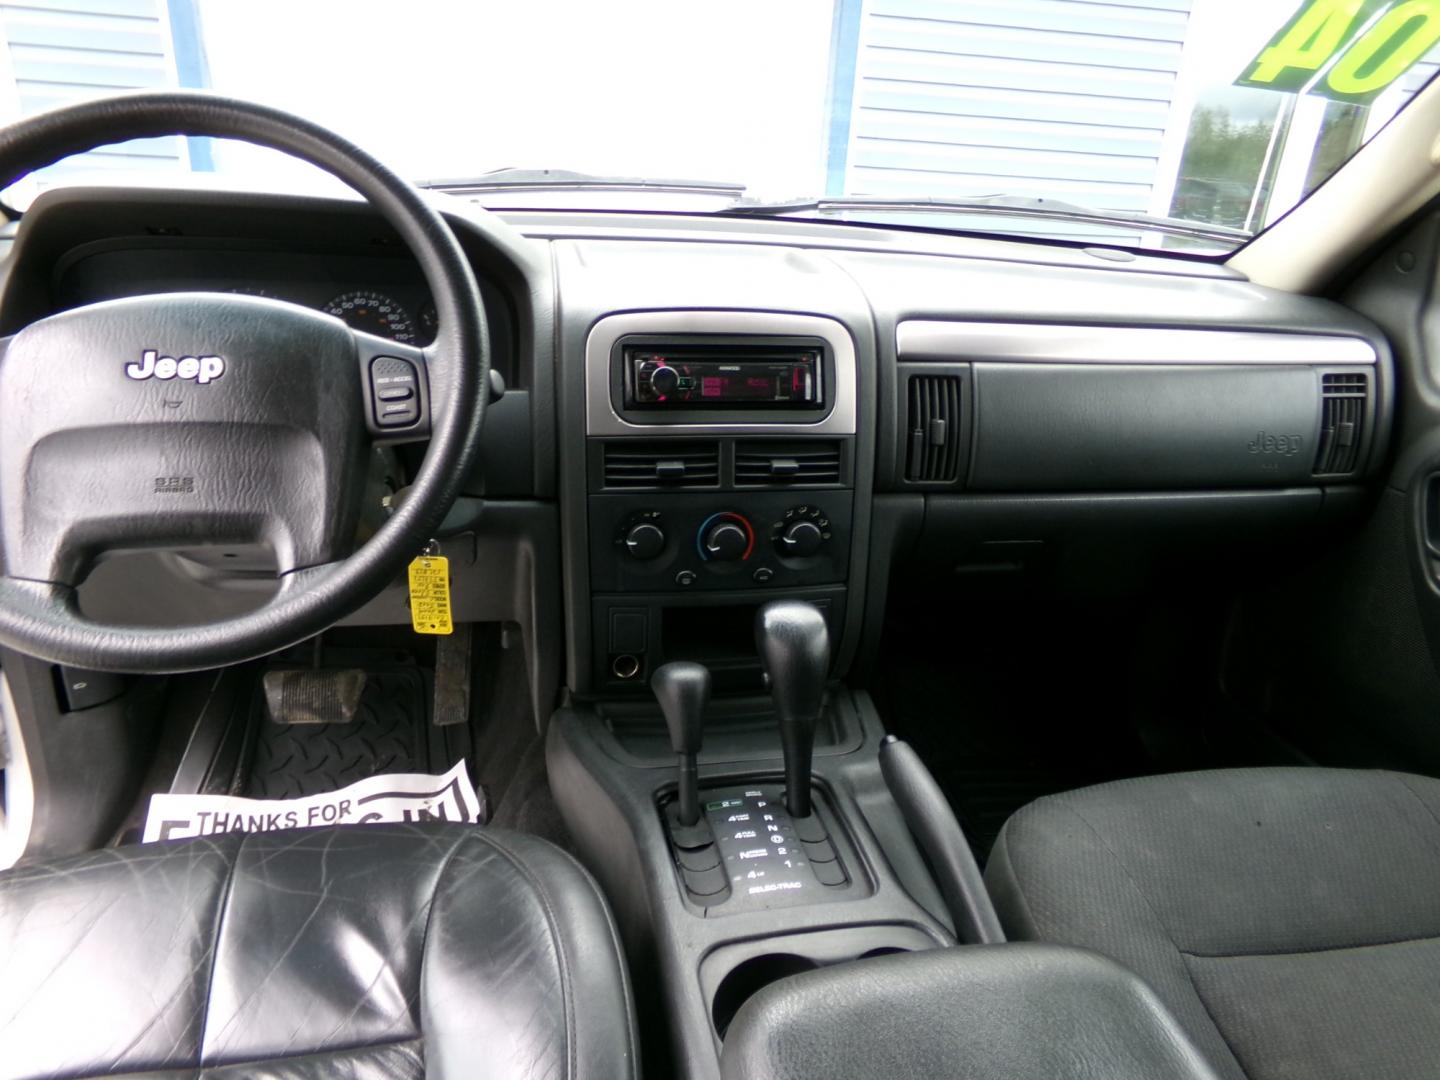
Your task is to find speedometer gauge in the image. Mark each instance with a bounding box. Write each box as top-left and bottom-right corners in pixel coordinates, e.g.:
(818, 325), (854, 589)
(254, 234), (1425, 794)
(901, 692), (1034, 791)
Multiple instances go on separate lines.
(323, 291), (417, 344)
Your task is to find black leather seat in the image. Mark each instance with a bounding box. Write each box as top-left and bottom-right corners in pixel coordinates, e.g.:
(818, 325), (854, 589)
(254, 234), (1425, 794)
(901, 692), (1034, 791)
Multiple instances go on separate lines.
(0, 823), (637, 1079)
(986, 767), (1440, 1080)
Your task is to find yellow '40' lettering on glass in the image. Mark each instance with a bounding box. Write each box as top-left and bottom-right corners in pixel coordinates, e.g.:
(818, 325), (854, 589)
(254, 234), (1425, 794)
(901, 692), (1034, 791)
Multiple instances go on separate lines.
(1239, 0), (1440, 103)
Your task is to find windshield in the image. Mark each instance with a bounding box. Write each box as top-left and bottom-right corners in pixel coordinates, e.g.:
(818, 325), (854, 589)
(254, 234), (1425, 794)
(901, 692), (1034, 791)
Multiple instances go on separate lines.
(2, 0), (1437, 255)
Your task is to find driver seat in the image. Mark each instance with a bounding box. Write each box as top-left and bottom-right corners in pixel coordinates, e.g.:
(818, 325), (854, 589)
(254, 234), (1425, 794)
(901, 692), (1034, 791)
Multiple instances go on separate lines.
(0, 823), (637, 1079)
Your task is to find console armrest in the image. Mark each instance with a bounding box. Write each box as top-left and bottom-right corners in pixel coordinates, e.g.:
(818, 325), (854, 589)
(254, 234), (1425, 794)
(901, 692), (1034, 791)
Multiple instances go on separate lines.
(719, 944), (1222, 1080)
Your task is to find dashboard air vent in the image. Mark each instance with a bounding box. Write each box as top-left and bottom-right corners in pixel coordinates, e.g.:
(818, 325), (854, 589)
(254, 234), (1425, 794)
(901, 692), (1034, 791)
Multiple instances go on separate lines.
(906, 374), (963, 483)
(735, 440), (843, 486)
(1313, 372), (1368, 475)
(602, 441), (719, 488)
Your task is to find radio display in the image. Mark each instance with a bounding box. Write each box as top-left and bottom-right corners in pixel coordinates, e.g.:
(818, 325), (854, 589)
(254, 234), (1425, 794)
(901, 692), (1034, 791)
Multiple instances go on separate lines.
(626, 349), (823, 409)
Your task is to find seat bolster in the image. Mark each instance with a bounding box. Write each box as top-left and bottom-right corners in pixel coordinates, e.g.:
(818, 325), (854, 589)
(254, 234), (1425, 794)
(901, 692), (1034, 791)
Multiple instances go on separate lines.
(986, 803), (1249, 1080)
(0, 836), (241, 1080)
(420, 830), (638, 1080)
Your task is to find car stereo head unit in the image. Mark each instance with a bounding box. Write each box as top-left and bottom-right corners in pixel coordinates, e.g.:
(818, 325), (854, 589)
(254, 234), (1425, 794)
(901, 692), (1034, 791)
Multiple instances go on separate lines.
(624, 345), (823, 409)
(594, 320), (851, 435)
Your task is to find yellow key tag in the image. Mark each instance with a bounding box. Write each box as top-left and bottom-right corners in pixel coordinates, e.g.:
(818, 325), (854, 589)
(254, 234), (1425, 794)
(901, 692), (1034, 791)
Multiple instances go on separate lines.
(408, 554), (453, 635)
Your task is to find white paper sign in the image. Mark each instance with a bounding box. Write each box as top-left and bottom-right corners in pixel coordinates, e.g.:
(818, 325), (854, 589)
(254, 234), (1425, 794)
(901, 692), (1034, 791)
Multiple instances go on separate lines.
(141, 760), (483, 843)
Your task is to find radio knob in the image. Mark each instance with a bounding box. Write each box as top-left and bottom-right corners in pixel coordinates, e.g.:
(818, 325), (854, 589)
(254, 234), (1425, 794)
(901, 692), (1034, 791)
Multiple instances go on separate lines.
(779, 520), (824, 557)
(624, 521), (666, 560)
(703, 520), (750, 561)
(650, 364), (680, 397)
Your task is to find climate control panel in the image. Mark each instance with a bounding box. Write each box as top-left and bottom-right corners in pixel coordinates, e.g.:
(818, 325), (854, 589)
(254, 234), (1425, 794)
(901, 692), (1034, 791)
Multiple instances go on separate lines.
(592, 491), (852, 593)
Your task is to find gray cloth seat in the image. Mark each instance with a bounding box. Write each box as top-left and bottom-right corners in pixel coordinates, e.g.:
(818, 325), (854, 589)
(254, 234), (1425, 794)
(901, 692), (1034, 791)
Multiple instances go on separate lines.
(985, 767), (1440, 1080)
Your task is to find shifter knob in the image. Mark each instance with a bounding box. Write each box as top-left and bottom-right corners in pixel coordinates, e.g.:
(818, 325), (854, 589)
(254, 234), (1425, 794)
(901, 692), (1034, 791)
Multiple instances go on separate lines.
(652, 661), (710, 826)
(755, 600), (830, 818)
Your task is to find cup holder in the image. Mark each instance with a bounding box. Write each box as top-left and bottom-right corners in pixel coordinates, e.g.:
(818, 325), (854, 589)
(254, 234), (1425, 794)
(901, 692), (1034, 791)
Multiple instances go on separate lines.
(711, 953), (820, 1037)
(701, 925), (941, 1040)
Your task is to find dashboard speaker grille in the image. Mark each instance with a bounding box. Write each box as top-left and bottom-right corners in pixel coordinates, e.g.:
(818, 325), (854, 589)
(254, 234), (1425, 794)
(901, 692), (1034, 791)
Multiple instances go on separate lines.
(906, 374), (963, 483)
(735, 440), (843, 486)
(602, 441), (720, 488)
(1314, 372), (1368, 476)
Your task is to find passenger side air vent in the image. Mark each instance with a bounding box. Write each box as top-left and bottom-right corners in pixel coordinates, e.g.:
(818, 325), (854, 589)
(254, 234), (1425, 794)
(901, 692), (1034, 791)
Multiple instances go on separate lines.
(735, 440), (843, 486)
(602, 441), (720, 488)
(1313, 372), (1368, 476)
(906, 374), (963, 483)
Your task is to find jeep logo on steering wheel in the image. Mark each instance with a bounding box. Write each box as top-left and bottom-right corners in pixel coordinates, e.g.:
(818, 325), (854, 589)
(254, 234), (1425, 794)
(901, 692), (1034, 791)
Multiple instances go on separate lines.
(126, 349), (226, 384)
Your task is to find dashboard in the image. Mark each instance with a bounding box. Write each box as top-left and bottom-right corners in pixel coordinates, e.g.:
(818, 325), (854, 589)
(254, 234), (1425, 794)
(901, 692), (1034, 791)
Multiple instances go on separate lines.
(0, 184), (1397, 718)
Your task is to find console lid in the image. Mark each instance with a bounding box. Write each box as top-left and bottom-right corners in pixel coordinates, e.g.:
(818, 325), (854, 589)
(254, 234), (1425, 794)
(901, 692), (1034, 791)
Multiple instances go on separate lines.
(719, 943), (1222, 1080)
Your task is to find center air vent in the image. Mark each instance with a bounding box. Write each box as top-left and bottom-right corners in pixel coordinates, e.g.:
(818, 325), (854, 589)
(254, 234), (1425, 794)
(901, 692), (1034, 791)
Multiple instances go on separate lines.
(1313, 372), (1368, 476)
(906, 374), (963, 483)
(735, 440), (843, 486)
(602, 441), (719, 488)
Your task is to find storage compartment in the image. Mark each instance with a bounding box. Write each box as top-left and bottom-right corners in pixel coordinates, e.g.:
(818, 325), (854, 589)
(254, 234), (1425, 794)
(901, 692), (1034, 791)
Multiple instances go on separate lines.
(700, 925), (940, 1039)
(591, 589), (845, 691)
(664, 602), (762, 662)
(969, 363), (1338, 490)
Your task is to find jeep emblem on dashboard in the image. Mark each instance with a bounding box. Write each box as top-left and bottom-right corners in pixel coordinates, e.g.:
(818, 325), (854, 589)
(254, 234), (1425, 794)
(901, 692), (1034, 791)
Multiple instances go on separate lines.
(1247, 430), (1303, 457)
(126, 350), (226, 384)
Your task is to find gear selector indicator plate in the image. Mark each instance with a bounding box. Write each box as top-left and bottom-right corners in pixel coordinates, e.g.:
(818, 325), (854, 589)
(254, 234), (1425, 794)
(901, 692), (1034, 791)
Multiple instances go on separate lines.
(689, 783), (853, 911)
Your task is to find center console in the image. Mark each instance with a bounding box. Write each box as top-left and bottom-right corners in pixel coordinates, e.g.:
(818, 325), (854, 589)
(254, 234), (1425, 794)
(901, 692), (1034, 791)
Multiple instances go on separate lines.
(549, 286), (988, 1078)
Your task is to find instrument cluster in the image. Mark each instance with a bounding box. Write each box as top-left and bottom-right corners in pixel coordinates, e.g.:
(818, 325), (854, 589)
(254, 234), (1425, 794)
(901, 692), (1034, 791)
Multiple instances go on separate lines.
(53, 245), (515, 376)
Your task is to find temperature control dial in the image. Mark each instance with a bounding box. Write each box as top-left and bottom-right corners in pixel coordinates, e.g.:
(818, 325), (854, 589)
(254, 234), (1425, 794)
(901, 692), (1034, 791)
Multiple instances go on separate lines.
(772, 506), (832, 558)
(698, 512), (755, 562)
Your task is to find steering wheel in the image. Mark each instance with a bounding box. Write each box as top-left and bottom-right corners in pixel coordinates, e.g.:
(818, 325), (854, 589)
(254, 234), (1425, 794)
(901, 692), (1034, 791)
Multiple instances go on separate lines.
(0, 92), (488, 673)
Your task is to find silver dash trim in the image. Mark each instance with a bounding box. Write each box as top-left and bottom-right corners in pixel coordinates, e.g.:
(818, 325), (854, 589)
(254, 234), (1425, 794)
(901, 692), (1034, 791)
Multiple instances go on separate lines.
(585, 311), (858, 436)
(896, 321), (1377, 367)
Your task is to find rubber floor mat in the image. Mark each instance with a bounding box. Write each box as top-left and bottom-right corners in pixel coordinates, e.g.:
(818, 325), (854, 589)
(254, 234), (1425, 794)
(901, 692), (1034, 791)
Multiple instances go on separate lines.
(246, 668), (430, 799)
(878, 588), (1161, 864)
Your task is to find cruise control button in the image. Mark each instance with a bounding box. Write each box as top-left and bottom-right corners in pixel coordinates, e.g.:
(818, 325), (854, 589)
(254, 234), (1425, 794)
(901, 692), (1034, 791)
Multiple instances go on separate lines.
(380, 403), (418, 426)
(370, 355), (421, 428)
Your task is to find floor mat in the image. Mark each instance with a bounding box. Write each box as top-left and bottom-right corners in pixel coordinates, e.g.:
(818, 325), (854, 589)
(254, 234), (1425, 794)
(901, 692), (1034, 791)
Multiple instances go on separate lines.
(135, 628), (573, 852)
(877, 570), (1312, 864)
(877, 586), (1181, 862)
(245, 668), (432, 799)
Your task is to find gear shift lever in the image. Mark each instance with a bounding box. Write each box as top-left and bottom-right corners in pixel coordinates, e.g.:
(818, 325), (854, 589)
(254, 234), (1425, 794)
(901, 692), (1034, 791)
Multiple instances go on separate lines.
(652, 661), (710, 826)
(755, 600), (830, 818)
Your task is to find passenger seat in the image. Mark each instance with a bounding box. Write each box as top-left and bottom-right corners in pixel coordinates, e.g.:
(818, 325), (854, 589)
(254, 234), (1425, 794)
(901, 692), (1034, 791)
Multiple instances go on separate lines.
(986, 767), (1440, 1080)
